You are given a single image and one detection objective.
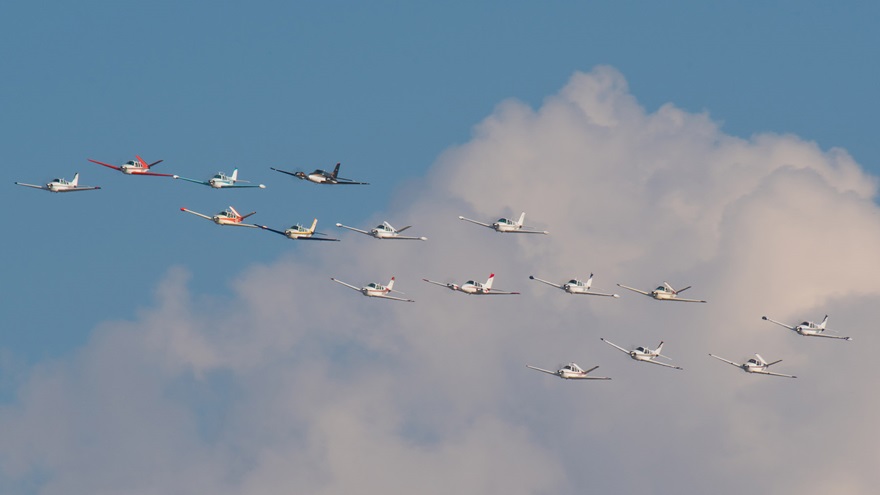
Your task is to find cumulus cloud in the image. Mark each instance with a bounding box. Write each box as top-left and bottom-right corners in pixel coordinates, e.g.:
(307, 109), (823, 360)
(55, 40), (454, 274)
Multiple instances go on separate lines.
(2, 66), (880, 494)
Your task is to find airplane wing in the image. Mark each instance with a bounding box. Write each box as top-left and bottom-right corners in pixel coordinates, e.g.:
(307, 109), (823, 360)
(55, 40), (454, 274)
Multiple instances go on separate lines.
(222, 183), (266, 189)
(526, 365), (559, 376)
(483, 289), (520, 295)
(88, 159), (122, 171)
(708, 354), (741, 368)
(761, 316), (795, 331)
(643, 359), (684, 370)
(333, 178), (369, 185)
(669, 296), (707, 303)
(458, 216), (493, 228)
(581, 366), (612, 380)
(577, 290), (620, 298)
(600, 338), (631, 355)
(529, 276), (563, 289)
(14, 182), (48, 190)
(180, 208), (212, 221)
(137, 171), (173, 177)
(616, 284), (651, 296)
(64, 186), (102, 192)
(512, 228), (549, 235)
(270, 167), (299, 178)
(234, 222), (261, 229)
(390, 235), (427, 241)
(173, 175), (210, 186)
(258, 225), (288, 236)
(760, 370), (797, 378)
(811, 333), (852, 341)
(376, 294), (415, 302)
(335, 223), (371, 235)
(330, 278), (362, 291)
(422, 279), (457, 290)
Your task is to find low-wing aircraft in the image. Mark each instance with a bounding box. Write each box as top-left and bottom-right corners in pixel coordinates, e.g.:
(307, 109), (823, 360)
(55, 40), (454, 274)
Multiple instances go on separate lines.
(422, 273), (520, 295)
(88, 155), (171, 176)
(529, 274), (619, 298)
(173, 168), (265, 189)
(180, 205), (258, 227)
(270, 162), (368, 185)
(259, 219), (339, 241)
(616, 282), (707, 303)
(458, 212), (548, 234)
(708, 353), (796, 378)
(600, 338), (683, 370)
(330, 276), (414, 302)
(526, 363), (611, 380)
(15, 173), (101, 193)
(761, 315), (852, 341)
(335, 221), (427, 240)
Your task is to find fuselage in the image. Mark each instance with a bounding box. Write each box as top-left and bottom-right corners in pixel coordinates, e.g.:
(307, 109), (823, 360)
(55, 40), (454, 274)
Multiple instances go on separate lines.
(120, 161), (151, 175)
(651, 287), (677, 300)
(460, 281), (486, 294)
(563, 280), (588, 294)
(492, 218), (519, 232)
(362, 283), (390, 297)
(209, 175), (233, 188)
(284, 226), (312, 239)
(370, 226), (395, 238)
(212, 212), (243, 225)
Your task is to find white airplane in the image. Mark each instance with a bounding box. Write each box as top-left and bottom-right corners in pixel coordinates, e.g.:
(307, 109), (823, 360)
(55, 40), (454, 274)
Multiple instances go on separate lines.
(526, 363), (611, 380)
(616, 282), (707, 303)
(600, 338), (683, 370)
(173, 168), (265, 189)
(88, 155), (171, 176)
(330, 276), (414, 302)
(259, 219), (339, 241)
(458, 212), (548, 234)
(529, 274), (619, 298)
(422, 273), (520, 295)
(270, 162), (368, 185)
(15, 173), (101, 193)
(761, 315), (852, 341)
(709, 353), (797, 378)
(335, 221), (427, 240)
(180, 205), (258, 227)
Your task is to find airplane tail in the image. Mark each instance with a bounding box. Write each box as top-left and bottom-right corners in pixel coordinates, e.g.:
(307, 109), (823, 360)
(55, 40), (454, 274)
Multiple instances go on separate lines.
(516, 212), (526, 227)
(655, 341), (665, 355)
(387, 277), (395, 291)
(819, 315), (829, 329)
(231, 168), (239, 182)
(332, 162), (341, 179)
(585, 273), (594, 290)
(71, 173), (80, 186)
(485, 273), (495, 290)
(308, 218), (318, 233)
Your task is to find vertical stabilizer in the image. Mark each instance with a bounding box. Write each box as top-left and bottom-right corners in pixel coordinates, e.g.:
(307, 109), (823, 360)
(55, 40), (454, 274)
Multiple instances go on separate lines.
(309, 218), (318, 233)
(485, 273), (495, 290)
(819, 315), (829, 329)
(387, 277), (395, 291)
(71, 173), (79, 186)
(332, 163), (341, 178)
(231, 168), (239, 182)
(516, 212), (526, 227)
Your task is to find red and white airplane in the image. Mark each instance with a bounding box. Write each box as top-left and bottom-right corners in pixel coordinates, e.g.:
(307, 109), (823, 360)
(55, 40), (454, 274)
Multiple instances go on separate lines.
(330, 276), (414, 302)
(761, 315), (851, 341)
(601, 338), (683, 370)
(709, 353), (796, 378)
(88, 155), (171, 176)
(15, 172), (101, 193)
(259, 219), (339, 241)
(180, 205), (258, 227)
(458, 212), (548, 234)
(422, 273), (519, 295)
(526, 363), (611, 380)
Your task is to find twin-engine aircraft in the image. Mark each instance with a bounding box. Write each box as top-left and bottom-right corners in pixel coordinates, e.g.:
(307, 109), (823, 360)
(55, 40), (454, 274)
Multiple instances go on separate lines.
(422, 273), (519, 295)
(762, 315), (851, 341)
(335, 221), (427, 240)
(709, 353), (796, 378)
(15, 173), (100, 193)
(270, 162), (368, 185)
(331, 276), (414, 302)
(526, 363), (611, 380)
(458, 212), (548, 234)
(173, 168), (265, 189)
(259, 219), (339, 241)
(616, 281), (707, 303)
(529, 274), (619, 298)
(180, 205), (258, 227)
(601, 338), (683, 370)
(88, 155), (170, 176)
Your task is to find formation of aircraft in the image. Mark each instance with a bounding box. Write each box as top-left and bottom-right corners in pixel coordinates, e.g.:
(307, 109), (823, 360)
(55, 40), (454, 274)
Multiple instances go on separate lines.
(601, 338), (683, 370)
(15, 173), (101, 193)
(526, 363), (611, 380)
(180, 206), (258, 227)
(762, 315), (851, 341)
(422, 273), (519, 295)
(458, 212), (548, 234)
(616, 282), (707, 303)
(529, 274), (619, 297)
(708, 353), (796, 378)
(330, 276), (414, 302)
(335, 221), (427, 240)
(270, 162), (368, 185)
(259, 219), (339, 241)
(88, 155), (170, 176)
(173, 168), (266, 189)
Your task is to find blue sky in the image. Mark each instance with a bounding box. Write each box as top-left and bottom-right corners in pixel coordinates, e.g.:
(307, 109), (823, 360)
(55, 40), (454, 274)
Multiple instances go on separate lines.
(2, 2), (880, 493)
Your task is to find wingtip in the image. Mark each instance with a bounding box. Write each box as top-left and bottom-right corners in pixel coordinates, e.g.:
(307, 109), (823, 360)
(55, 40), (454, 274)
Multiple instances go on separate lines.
(612, 294), (620, 298)
(335, 223), (343, 227)
(529, 275), (535, 279)
(457, 216), (465, 220)
(761, 316), (768, 320)
(259, 184), (266, 189)
(180, 207), (186, 211)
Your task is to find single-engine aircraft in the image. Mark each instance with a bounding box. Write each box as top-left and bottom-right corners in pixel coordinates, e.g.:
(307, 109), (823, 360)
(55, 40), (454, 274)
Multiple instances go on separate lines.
(526, 363), (611, 380)
(330, 276), (414, 302)
(529, 274), (619, 297)
(335, 221), (427, 240)
(173, 168), (265, 189)
(259, 219), (339, 241)
(270, 162), (368, 185)
(180, 205), (258, 227)
(761, 315), (851, 341)
(600, 338), (683, 370)
(422, 273), (519, 295)
(15, 173), (100, 193)
(709, 353), (797, 378)
(616, 281), (707, 303)
(88, 155), (170, 176)
(458, 212), (548, 234)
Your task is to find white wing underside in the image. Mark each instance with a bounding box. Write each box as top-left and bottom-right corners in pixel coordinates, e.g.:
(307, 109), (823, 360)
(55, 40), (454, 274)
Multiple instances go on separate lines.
(457, 216), (493, 228)
(617, 284), (651, 296)
(335, 224), (371, 235)
(600, 338), (631, 355)
(330, 278), (362, 291)
(526, 365), (558, 376)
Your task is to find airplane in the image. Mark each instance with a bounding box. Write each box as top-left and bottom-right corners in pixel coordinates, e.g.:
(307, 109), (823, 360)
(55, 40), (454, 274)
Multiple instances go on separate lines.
(88, 155), (171, 176)
(529, 274), (619, 298)
(270, 162), (368, 185)
(526, 363), (611, 380)
(422, 273), (520, 295)
(335, 221), (427, 240)
(173, 168), (266, 189)
(761, 315), (852, 341)
(330, 276), (414, 302)
(600, 338), (683, 370)
(616, 281), (707, 303)
(258, 219), (340, 241)
(708, 353), (797, 378)
(179, 205), (258, 227)
(458, 212), (548, 234)
(15, 173), (101, 193)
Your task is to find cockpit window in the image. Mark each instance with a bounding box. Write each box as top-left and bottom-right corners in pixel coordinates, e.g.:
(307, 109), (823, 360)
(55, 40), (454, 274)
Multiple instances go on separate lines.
(568, 280), (579, 285)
